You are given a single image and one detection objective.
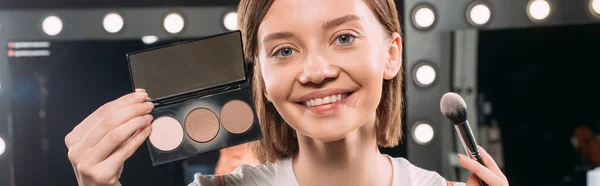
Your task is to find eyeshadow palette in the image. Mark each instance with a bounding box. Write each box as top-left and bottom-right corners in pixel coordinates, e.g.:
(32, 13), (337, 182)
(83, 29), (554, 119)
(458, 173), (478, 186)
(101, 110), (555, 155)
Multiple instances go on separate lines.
(126, 31), (263, 166)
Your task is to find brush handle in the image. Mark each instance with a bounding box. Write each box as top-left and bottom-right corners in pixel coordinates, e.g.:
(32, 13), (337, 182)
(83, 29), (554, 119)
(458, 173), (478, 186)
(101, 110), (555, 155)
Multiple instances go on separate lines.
(455, 121), (488, 186)
(455, 121), (479, 155)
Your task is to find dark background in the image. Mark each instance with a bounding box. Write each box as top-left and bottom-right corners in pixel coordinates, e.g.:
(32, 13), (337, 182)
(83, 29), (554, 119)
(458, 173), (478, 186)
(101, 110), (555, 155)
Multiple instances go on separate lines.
(478, 23), (600, 186)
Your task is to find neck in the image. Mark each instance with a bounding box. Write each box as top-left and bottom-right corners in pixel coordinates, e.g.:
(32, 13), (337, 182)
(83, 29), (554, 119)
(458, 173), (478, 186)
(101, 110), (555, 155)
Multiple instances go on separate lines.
(292, 119), (393, 186)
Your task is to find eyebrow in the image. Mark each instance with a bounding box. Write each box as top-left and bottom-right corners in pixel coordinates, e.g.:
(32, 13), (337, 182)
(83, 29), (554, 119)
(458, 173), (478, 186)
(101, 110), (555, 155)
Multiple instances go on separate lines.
(261, 15), (360, 43)
(322, 15), (360, 30)
(262, 32), (294, 43)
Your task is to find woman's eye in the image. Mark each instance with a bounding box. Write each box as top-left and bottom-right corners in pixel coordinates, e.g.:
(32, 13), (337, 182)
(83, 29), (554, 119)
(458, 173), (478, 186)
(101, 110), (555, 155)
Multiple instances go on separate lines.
(334, 34), (355, 45)
(276, 47), (294, 57)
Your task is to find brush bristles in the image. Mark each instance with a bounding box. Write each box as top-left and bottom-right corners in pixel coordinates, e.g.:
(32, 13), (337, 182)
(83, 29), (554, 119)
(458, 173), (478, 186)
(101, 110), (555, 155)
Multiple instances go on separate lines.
(440, 92), (467, 124)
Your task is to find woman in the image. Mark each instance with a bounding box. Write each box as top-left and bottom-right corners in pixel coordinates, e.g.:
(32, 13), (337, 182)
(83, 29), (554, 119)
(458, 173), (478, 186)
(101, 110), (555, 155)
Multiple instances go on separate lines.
(65, 0), (509, 185)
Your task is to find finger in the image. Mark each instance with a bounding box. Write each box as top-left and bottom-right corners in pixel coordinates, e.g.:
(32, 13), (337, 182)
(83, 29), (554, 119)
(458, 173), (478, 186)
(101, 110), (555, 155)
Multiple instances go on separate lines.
(90, 114), (153, 162)
(101, 125), (152, 175)
(478, 146), (507, 181)
(79, 101), (154, 148)
(117, 165), (124, 179)
(87, 126), (151, 185)
(65, 91), (148, 148)
(466, 174), (480, 186)
(71, 164), (82, 184)
(459, 154), (504, 186)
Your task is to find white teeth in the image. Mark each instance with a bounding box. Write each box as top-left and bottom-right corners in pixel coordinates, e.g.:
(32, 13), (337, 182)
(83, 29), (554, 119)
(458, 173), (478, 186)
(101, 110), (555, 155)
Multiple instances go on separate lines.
(304, 93), (347, 107)
(323, 96), (331, 104)
(315, 98), (322, 105)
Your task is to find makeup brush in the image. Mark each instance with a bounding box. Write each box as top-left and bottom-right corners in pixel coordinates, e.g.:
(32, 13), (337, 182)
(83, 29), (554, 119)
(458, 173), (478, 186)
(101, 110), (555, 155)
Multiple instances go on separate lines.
(440, 92), (487, 186)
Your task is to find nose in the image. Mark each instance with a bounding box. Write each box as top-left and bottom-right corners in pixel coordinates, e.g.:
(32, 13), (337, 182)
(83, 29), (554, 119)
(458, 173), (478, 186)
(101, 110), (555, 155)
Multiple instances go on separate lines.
(298, 54), (339, 84)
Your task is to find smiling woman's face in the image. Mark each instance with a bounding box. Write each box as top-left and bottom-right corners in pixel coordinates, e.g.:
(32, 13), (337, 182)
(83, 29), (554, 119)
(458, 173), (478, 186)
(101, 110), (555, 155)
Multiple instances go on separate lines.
(256, 0), (401, 142)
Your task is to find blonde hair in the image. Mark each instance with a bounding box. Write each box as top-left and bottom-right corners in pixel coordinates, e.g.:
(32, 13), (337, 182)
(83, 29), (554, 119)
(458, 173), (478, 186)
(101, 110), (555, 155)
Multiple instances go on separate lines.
(238, 0), (403, 163)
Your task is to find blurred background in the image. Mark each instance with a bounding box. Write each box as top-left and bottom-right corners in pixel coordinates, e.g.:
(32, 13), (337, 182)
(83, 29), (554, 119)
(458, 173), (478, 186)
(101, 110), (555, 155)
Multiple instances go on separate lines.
(0, 0), (599, 185)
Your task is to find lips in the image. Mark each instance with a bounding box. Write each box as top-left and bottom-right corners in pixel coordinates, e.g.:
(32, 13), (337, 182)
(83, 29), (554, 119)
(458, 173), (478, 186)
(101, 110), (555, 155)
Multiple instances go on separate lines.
(296, 88), (355, 103)
(294, 89), (355, 117)
(303, 93), (349, 107)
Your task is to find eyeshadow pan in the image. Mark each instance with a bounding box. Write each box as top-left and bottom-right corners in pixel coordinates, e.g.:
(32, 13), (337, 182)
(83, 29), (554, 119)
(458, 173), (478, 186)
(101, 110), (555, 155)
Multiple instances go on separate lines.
(220, 100), (254, 134)
(185, 108), (220, 143)
(149, 116), (184, 151)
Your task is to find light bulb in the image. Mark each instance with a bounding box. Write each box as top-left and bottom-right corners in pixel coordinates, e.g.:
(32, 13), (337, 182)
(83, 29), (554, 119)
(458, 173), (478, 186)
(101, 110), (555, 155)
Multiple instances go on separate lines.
(103, 13), (124, 33)
(43, 16), (63, 36)
(223, 12), (238, 31)
(413, 123), (434, 144)
(164, 13), (185, 34)
(528, 0), (552, 21)
(469, 3), (492, 25)
(413, 5), (436, 29)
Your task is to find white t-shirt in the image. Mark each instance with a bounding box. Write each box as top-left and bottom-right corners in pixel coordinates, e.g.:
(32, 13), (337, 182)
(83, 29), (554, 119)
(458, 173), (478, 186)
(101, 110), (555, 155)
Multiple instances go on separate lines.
(189, 155), (465, 186)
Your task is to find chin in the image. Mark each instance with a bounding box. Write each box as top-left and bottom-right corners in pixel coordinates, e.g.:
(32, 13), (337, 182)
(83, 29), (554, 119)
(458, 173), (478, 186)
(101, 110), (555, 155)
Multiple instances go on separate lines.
(296, 117), (362, 143)
(305, 128), (350, 143)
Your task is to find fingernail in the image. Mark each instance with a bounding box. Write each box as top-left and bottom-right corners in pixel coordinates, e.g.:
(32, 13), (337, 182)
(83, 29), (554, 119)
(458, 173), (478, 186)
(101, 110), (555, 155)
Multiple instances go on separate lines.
(144, 125), (152, 133)
(458, 154), (467, 159)
(135, 88), (146, 92)
(135, 92), (148, 100)
(145, 114), (154, 122)
(145, 97), (151, 101)
(144, 102), (154, 109)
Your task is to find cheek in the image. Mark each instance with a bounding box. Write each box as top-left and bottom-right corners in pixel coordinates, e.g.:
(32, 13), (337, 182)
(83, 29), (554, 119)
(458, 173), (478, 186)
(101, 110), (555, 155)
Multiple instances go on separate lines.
(338, 43), (387, 86)
(339, 43), (387, 115)
(260, 62), (296, 101)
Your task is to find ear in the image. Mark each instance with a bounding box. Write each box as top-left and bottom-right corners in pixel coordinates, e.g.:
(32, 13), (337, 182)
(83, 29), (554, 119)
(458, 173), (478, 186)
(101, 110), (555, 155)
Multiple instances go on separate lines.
(383, 32), (403, 80)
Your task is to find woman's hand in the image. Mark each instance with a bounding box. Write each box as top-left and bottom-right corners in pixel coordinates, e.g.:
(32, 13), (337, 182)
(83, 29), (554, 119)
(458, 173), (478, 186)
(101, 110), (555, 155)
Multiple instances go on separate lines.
(459, 146), (509, 186)
(65, 90), (154, 186)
